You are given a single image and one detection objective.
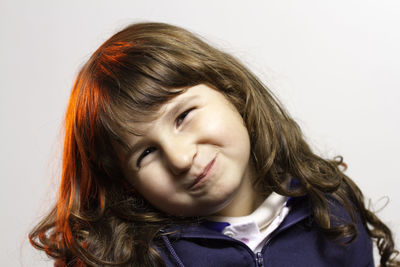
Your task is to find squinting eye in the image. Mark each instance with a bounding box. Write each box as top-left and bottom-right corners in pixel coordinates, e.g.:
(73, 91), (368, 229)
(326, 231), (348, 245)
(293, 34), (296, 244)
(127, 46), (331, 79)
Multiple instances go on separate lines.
(176, 108), (195, 127)
(136, 147), (157, 167)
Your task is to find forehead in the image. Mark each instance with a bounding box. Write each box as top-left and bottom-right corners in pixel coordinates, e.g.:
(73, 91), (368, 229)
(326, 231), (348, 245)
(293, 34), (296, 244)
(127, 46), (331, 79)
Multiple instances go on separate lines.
(129, 85), (207, 130)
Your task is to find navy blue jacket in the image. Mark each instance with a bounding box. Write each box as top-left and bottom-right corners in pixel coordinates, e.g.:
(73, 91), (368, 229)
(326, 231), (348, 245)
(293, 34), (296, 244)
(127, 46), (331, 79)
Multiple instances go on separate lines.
(157, 197), (374, 267)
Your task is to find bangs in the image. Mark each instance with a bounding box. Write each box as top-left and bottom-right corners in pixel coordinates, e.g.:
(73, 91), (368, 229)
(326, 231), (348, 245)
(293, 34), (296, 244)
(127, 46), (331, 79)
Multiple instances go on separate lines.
(78, 22), (245, 157)
(106, 79), (186, 136)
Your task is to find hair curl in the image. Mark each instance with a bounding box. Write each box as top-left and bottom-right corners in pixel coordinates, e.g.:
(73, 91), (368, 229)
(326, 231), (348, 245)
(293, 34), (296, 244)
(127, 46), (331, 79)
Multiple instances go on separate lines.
(29, 22), (399, 266)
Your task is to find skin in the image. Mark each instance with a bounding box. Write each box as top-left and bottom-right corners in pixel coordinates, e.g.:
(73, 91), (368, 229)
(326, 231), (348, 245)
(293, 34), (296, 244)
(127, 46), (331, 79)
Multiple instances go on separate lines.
(122, 84), (263, 217)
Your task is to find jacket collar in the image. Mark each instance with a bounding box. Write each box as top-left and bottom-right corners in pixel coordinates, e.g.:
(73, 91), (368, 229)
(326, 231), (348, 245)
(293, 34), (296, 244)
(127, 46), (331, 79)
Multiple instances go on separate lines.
(164, 196), (311, 240)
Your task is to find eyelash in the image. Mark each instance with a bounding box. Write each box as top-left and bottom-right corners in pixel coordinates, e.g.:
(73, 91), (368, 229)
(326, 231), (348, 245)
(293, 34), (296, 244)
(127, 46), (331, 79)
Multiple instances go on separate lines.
(136, 147), (156, 167)
(136, 108), (195, 168)
(176, 107), (195, 127)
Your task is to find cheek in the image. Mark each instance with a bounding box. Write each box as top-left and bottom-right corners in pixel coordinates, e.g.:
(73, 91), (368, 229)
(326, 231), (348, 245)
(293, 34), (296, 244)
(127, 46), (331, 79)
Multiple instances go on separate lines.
(206, 110), (250, 151)
(133, 165), (175, 201)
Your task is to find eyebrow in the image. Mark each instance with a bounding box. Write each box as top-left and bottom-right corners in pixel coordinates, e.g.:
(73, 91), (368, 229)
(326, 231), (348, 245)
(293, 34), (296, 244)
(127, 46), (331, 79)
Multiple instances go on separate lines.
(123, 94), (200, 165)
(164, 94), (199, 124)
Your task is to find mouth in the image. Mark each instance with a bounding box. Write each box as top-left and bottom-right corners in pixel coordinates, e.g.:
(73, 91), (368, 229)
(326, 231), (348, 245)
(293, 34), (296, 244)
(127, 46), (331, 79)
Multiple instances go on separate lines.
(188, 156), (216, 190)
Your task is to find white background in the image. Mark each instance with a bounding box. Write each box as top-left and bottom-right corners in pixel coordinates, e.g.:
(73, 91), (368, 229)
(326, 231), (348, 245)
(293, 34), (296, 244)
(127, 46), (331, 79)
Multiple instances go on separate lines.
(1, 0), (399, 266)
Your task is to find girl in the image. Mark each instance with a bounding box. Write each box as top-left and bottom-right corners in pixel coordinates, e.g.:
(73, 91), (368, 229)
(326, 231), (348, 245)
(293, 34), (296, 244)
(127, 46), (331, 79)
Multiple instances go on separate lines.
(30, 22), (399, 266)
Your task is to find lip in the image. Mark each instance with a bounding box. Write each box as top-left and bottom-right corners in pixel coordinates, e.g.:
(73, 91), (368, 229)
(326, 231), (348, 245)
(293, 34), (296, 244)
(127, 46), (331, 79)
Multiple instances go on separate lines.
(188, 156), (216, 190)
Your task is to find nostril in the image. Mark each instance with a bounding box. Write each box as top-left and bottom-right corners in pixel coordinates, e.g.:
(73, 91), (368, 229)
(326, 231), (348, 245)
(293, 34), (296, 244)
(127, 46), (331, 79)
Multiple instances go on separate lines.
(161, 138), (196, 175)
(164, 150), (194, 175)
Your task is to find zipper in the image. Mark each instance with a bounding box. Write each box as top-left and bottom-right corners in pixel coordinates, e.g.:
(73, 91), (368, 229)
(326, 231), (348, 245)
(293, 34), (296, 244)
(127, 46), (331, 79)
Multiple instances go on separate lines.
(256, 252), (264, 266)
(261, 199), (311, 251)
(260, 222), (292, 257)
(161, 235), (185, 267)
(258, 201), (310, 264)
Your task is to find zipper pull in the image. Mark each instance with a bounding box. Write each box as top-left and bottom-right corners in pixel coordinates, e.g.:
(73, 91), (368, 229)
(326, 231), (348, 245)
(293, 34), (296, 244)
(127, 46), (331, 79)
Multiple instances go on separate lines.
(256, 252), (264, 267)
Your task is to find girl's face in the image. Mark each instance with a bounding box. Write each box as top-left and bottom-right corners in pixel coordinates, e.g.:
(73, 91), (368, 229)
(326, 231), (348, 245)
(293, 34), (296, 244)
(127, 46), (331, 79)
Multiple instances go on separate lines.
(122, 84), (259, 216)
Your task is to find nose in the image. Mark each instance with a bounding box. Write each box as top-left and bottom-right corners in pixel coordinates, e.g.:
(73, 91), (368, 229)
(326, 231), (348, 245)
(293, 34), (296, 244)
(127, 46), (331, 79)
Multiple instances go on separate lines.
(161, 135), (196, 175)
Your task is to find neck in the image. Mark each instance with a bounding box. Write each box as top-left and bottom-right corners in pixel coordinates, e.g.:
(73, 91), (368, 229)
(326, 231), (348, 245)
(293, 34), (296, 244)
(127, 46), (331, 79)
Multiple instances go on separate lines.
(213, 167), (266, 217)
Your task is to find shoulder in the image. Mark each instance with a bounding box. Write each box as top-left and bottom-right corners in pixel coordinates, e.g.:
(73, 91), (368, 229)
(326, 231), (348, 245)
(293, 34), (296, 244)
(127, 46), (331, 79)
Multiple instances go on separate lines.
(264, 195), (374, 266)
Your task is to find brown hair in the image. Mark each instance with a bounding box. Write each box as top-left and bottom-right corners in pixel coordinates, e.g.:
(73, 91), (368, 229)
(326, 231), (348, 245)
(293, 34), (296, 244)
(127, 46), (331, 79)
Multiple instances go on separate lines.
(29, 22), (399, 266)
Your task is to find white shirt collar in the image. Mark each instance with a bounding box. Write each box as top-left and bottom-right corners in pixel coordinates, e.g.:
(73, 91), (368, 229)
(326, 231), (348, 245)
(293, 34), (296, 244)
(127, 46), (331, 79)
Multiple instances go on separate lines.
(209, 192), (287, 230)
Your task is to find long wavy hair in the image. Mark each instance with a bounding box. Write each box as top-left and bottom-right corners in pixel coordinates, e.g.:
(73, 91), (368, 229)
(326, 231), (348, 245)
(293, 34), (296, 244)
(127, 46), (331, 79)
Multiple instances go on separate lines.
(29, 22), (399, 266)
